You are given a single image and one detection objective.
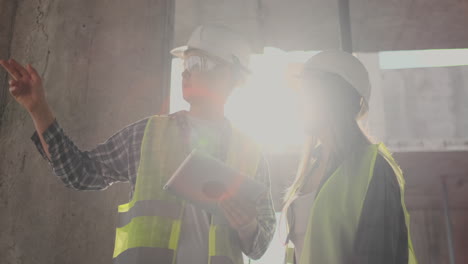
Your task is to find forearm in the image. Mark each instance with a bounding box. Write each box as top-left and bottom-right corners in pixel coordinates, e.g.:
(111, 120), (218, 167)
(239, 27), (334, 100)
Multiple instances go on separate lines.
(239, 194), (276, 260)
(238, 217), (259, 255)
(221, 155), (276, 260)
(241, 156), (276, 260)
(29, 102), (55, 160)
(31, 118), (135, 191)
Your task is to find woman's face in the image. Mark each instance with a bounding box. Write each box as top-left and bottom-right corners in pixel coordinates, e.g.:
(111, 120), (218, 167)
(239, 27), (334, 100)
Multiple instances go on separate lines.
(299, 72), (346, 136)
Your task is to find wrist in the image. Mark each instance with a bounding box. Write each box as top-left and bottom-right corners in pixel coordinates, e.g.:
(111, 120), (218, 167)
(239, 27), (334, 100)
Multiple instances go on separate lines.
(26, 98), (49, 114)
(27, 100), (52, 117)
(28, 102), (55, 133)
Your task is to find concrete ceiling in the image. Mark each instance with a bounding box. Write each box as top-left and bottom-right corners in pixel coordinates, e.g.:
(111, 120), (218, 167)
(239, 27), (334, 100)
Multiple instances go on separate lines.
(175, 0), (468, 52)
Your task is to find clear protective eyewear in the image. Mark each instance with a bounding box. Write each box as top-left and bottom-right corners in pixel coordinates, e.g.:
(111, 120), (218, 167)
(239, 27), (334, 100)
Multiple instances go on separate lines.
(183, 55), (219, 73)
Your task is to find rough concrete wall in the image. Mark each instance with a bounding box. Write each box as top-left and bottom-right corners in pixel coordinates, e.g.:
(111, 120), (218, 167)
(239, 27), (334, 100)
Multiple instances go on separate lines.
(174, 0), (341, 52)
(0, 0), (173, 263)
(381, 66), (468, 150)
(351, 0), (468, 51)
(175, 0), (468, 52)
(354, 52), (468, 151)
(175, 0), (267, 51)
(410, 209), (450, 264)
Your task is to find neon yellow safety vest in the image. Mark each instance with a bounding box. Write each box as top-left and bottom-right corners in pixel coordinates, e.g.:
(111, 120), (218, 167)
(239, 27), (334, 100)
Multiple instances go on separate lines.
(113, 115), (262, 264)
(285, 144), (418, 264)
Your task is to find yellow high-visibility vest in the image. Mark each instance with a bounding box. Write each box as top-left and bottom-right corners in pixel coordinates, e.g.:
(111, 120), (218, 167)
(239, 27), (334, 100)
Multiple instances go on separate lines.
(285, 144), (417, 264)
(113, 115), (262, 264)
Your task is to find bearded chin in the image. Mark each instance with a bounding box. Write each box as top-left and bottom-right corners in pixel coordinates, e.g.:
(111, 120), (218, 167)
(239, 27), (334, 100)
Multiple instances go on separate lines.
(183, 86), (224, 105)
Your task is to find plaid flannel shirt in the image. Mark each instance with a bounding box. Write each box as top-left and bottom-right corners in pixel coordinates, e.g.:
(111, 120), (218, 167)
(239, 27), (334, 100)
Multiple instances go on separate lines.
(32, 111), (276, 260)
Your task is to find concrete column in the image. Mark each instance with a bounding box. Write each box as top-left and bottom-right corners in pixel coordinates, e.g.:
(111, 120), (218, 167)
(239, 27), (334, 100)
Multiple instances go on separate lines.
(0, 0), (173, 263)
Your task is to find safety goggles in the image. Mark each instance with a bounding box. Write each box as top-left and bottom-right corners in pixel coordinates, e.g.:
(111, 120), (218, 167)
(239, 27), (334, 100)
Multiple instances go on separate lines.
(183, 55), (219, 73)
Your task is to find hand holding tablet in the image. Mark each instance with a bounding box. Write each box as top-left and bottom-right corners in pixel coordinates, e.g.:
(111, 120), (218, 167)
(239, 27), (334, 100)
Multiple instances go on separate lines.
(164, 149), (267, 218)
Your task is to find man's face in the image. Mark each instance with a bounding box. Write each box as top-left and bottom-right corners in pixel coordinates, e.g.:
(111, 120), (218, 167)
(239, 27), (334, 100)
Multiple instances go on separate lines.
(181, 51), (234, 106)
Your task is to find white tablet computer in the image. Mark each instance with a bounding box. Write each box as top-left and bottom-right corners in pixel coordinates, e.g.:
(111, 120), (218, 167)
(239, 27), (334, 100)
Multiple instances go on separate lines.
(164, 149), (267, 216)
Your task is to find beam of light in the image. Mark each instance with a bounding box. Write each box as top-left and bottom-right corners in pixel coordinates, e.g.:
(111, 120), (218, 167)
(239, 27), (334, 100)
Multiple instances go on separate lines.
(379, 49), (468, 70)
(170, 47), (319, 153)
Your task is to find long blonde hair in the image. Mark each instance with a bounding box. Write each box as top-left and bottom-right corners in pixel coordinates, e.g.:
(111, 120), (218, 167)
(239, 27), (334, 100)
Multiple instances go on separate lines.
(283, 135), (316, 213)
(281, 72), (371, 237)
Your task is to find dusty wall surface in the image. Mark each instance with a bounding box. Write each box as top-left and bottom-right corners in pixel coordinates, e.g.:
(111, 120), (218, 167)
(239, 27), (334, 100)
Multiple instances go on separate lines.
(0, 0), (173, 263)
(381, 66), (468, 150)
(174, 0), (468, 52)
(352, 53), (468, 151)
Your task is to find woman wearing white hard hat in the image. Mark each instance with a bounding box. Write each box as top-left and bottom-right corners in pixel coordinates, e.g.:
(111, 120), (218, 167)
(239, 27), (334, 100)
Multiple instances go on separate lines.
(283, 51), (418, 264)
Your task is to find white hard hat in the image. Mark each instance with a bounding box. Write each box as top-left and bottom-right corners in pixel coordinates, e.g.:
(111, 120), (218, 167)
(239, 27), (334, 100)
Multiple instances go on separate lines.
(171, 24), (251, 73)
(302, 51), (371, 108)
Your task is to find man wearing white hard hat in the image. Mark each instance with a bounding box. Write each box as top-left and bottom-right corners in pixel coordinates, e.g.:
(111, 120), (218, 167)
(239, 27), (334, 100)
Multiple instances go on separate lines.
(282, 51), (417, 264)
(0, 24), (276, 264)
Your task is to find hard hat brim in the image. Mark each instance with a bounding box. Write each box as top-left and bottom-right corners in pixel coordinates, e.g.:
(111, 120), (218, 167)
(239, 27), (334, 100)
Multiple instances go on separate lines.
(170, 46), (189, 58)
(170, 45), (222, 61)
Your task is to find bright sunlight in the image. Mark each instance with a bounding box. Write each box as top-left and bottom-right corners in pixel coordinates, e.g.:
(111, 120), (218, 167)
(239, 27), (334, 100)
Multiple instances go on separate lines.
(170, 47), (319, 152)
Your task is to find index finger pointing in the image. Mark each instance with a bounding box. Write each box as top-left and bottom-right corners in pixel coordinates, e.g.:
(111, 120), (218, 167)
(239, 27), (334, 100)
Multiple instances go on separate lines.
(9, 59), (30, 79)
(0, 60), (19, 81)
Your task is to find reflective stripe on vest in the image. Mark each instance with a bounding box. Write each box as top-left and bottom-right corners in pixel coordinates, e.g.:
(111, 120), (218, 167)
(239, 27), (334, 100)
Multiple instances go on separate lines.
(117, 200), (183, 228)
(284, 242), (295, 264)
(113, 115), (262, 264)
(286, 143), (417, 264)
